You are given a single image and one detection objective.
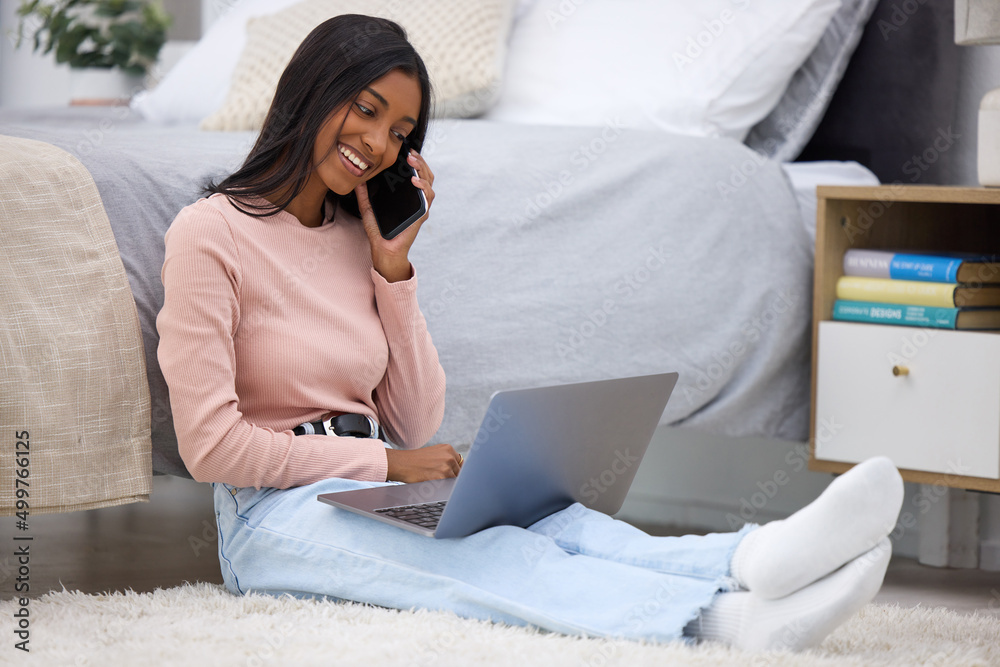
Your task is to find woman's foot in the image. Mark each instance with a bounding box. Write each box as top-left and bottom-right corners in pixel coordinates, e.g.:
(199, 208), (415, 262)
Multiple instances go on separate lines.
(689, 536), (892, 652)
(730, 456), (903, 599)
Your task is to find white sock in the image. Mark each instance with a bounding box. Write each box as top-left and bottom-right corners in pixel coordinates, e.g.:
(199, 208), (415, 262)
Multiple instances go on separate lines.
(730, 455), (903, 599)
(688, 537), (892, 652)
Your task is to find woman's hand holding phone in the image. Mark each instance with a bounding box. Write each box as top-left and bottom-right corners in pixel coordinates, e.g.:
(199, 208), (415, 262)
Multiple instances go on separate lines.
(356, 149), (434, 283)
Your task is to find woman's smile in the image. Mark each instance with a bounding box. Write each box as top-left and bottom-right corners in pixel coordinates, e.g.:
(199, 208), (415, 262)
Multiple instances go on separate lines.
(338, 143), (373, 176)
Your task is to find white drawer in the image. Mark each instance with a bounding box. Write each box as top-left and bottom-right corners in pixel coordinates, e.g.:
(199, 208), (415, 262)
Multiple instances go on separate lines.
(815, 321), (1000, 479)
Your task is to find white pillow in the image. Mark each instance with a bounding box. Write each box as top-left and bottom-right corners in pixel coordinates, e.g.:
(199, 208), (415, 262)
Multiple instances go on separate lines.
(131, 0), (302, 124)
(484, 0), (843, 141)
(200, 0), (517, 131)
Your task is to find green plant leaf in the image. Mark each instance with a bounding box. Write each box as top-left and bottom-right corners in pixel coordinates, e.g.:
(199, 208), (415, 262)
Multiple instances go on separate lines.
(16, 0), (170, 74)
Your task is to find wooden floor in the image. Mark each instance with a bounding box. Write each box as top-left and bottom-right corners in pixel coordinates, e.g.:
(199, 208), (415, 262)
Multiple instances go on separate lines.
(1, 475), (223, 597)
(3, 475), (1000, 620)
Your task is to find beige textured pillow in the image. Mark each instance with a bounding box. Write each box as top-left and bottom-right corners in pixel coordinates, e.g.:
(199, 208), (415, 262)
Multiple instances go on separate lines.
(201, 0), (516, 131)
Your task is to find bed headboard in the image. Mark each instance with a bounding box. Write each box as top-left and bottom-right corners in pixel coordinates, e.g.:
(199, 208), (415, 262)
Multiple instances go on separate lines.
(798, 0), (962, 185)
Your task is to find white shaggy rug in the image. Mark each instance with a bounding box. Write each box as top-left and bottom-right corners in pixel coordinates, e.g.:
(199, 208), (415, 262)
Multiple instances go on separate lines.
(2, 583), (998, 666)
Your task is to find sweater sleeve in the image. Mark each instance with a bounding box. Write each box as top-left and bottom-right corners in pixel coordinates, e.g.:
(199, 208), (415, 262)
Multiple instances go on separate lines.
(156, 206), (389, 488)
(370, 268), (447, 448)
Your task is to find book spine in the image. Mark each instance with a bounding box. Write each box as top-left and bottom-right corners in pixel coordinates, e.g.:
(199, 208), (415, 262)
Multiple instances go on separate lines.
(832, 300), (959, 328)
(842, 249), (962, 282)
(888, 253), (961, 282)
(836, 276), (956, 307)
(842, 249), (892, 279)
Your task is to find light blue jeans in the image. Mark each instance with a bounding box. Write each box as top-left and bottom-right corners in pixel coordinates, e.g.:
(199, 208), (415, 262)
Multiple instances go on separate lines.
(213, 478), (753, 643)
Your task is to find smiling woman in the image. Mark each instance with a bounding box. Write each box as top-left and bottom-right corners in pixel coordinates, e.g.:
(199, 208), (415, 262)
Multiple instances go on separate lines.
(159, 13), (448, 488)
(304, 71), (422, 210)
(205, 15), (431, 225)
(154, 13), (904, 655)
(202, 15), (434, 284)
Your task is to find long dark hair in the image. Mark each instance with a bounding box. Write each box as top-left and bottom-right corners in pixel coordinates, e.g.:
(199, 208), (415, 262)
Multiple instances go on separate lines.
(206, 14), (432, 217)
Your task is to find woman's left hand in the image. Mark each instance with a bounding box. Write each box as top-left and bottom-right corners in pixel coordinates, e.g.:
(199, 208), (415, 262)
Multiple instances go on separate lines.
(356, 148), (435, 283)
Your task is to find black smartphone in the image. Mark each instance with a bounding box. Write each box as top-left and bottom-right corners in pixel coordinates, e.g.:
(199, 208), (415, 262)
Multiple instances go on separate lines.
(340, 143), (427, 239)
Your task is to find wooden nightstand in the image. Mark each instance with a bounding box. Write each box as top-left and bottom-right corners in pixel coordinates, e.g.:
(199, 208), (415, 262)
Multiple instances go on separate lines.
(809, 185), (1000, 493)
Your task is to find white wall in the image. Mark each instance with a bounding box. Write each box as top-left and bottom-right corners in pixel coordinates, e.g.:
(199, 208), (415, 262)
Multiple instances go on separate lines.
(953, 44), (1000, 185)
(0, 1), (71, 108)
(0, 0), (198, 108)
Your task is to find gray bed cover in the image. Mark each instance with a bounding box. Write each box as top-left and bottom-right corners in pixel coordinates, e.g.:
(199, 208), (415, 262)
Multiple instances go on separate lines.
(2, 107), (813, 477)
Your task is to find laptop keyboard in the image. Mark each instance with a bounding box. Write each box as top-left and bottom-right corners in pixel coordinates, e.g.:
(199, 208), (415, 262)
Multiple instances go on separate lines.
(374, 500), (447, 530)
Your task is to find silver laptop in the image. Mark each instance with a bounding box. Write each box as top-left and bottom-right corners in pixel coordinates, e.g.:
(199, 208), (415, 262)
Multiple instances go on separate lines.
(317, 372), (678, 539)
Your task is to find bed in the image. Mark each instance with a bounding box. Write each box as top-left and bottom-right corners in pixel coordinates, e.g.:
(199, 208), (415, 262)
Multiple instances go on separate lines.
(1, 0), (958, 514)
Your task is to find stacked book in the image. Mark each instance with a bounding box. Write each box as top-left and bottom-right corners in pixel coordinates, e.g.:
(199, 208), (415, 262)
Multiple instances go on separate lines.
(833, 249), (1000, 330)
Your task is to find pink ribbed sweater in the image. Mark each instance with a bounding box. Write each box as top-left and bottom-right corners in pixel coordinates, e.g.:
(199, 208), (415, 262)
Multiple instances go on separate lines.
(156, 193), (446, 489)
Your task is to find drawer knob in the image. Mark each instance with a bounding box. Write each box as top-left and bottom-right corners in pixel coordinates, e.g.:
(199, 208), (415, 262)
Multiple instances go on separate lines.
(892, 365), (910, 377)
